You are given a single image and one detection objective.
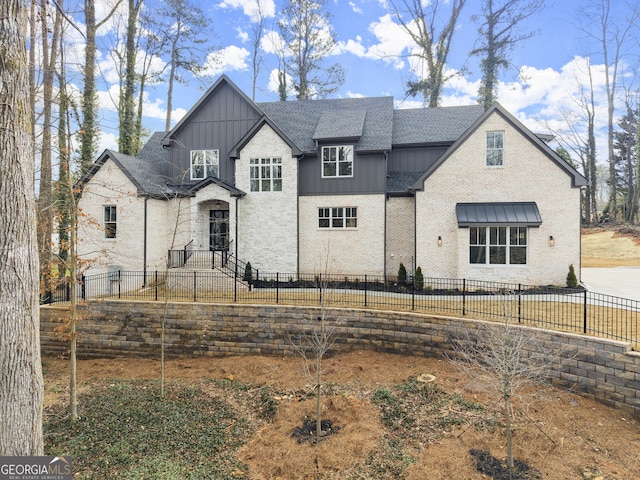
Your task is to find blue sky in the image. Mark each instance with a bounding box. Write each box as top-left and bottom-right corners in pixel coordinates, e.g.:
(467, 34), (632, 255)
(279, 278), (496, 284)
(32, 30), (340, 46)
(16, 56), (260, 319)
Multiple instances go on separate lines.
(76, 0), (635, 164)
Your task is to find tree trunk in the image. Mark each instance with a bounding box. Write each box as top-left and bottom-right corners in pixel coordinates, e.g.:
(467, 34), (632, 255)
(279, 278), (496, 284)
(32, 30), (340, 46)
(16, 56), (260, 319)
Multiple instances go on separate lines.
(0, 0), (44, 455)
(119, 0), (139, 155)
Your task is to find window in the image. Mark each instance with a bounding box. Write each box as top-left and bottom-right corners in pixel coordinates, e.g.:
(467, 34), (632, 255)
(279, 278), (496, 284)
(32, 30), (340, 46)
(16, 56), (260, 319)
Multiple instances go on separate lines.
(104, 205), (117, 239)
(250, 157), (282, 191)
(318, 207), (357, 229)
(486, 131), (504, 166)
(190, 150), (219, 180)
(470, 226), (527, 265)
(322, 146), (353, 177)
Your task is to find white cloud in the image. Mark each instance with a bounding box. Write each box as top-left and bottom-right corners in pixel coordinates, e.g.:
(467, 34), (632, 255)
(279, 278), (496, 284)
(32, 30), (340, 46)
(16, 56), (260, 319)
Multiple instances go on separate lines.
(203, 45), (250, 76)
(333, 15), (410, 70)
(236, 27), (249, 43)
(349, 1), (363, 13)
(217, 0), (276, 21)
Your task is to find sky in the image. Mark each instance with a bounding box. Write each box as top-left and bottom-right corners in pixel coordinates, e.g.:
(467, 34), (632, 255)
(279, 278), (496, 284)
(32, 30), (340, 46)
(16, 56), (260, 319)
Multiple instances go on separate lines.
(73, 0), (638, 166)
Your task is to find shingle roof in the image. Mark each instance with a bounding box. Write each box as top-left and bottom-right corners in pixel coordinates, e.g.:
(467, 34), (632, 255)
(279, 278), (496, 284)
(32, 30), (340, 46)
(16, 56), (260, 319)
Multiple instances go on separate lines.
(393, 105), (484, 145)
(387, 171), (424, 194)
(258, 96), (394, 153)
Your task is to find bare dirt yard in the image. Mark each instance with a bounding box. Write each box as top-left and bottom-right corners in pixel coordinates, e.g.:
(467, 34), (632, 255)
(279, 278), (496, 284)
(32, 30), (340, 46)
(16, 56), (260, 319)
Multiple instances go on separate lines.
(43, 226), (640, 479)
(582, 225), (640, 267)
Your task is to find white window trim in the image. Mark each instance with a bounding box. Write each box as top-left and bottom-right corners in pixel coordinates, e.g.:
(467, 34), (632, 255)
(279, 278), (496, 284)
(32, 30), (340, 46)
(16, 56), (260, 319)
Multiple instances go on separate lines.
(469, 226), (527, 266)
(486, 131), (504, 167)
(190, 149), (219, 180)
(104, 205), (117, 239)
(250, 157), (282, 192)
(318, 207), (358, 229)
(321, 145), (354, 178)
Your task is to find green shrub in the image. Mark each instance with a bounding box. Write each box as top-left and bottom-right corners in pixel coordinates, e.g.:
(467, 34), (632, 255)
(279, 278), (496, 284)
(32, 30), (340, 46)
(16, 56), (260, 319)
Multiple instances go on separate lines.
(414, 266), (424, 290)
(566, 264), (578, 288)
(398, 263), (407, 285)
(243, 262), (253, 282)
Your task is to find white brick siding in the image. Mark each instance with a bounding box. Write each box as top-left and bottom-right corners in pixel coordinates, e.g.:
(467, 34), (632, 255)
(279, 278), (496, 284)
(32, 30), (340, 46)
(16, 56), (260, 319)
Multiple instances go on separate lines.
(78, 159), (145, 274)
(385, 196), (415, 276)
(78, 159), (194, 275)
(299, 194), (385, 275)
(236, 124), (298, 273)
(415, 112), (581, 285)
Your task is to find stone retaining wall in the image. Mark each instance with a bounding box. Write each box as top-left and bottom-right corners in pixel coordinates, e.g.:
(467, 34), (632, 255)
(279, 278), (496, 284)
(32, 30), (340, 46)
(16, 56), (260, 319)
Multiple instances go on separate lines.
(40, 301), (640, 417)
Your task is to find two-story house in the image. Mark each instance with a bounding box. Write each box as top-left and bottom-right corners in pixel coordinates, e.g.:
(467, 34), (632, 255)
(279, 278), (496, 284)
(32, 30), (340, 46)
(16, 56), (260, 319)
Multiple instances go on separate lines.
(77, 75), (586, 286)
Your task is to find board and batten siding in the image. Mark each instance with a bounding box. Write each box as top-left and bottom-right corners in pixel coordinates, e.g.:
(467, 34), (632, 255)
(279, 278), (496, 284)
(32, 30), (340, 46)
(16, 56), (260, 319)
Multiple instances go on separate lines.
(167, 82), (262, 185)
(298, 151), (387, 195)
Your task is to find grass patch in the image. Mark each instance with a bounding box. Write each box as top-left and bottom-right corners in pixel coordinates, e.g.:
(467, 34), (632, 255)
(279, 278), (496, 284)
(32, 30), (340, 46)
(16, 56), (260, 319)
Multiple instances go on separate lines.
(45, 381), (252, 479)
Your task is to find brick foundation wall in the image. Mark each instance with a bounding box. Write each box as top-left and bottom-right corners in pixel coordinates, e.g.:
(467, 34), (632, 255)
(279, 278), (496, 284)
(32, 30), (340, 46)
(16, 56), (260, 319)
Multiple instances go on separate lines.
(40, 301), (640, 417)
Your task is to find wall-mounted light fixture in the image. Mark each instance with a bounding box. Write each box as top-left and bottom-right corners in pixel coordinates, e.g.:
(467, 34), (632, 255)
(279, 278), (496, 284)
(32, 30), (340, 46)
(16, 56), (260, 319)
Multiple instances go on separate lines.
(549, 235), (555, 247)
(438, 235), (442, 247)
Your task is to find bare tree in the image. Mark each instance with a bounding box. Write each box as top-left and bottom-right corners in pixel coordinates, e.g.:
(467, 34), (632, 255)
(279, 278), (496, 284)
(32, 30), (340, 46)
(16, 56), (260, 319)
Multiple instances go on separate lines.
(0, 0), (44, 455)
(288, 248), (340, 449)
(389, 0), (467, 107)
(156, 0), (212, 130)
(279, 0), (344, 100)
(38, 0), (63, 304)
(249, 0), (266, 101)
(545, 59), (598, 223)
(80, 0), (124, 174)
(581, 0), (639, 221)
(450, 295), (565, 471)
(118, 0), (143, 155)
(471, 0), (544, 110)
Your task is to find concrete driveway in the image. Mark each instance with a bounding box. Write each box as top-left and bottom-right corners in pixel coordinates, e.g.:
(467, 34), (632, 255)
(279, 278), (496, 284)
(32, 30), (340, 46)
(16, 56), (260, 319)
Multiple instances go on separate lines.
(581, 267), (640, 301)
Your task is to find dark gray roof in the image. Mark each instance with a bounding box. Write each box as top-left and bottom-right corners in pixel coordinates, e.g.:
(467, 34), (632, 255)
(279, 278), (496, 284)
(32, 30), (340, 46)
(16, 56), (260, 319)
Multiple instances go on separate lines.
(108, 149), (172, 198)
(258, 96), (394, 153)
(387, 171), (424, 193)
(393, 105), (484, 145)
(456, 202), (542, 227)
(313, 108), (365, 141)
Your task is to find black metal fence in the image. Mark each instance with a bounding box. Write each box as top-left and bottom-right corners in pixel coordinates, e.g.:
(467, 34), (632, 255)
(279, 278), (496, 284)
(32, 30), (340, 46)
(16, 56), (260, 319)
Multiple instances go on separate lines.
(44, 270), (639, 347)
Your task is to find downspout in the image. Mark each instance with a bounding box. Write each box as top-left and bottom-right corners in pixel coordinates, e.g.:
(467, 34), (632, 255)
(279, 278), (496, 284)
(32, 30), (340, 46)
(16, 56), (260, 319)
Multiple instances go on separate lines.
(383, 151), (388, 278)
(235, 196), (239, 267)
(297, 154), (303, 277)
(143, 195), (148, 286)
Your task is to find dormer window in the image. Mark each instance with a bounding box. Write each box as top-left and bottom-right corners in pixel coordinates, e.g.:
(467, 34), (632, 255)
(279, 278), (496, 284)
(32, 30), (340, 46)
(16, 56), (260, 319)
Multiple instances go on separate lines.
(322, 145), (353, 178)
(190, 149), (219, 180)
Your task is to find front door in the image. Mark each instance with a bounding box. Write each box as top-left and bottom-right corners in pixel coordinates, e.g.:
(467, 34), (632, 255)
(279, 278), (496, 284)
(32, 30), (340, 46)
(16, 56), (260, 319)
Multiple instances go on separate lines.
(209, 209), (229, 251)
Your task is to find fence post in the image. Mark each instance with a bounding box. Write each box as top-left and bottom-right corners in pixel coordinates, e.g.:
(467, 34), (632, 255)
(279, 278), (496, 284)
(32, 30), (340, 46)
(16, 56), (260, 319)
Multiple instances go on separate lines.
(411, 276), (415, 311)
(193, 271), (197, 302)
(518, 283), (522, 323)
(234, 268), (237, 302)
(319, 273), (322, 305)
(155, 271), (158, 301)
(583, 289), (588, 334)
(81, 274), (86, 300)
(118, 270), (121, 299)
(364, 275), (368, 307)
(276, 272), (279, 304)
(462, 278), (466, 316)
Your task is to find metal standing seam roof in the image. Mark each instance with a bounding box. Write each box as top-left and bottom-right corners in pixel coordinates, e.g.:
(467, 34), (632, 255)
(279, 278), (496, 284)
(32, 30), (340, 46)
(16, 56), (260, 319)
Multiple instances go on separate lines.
(456, 202), (542, 226)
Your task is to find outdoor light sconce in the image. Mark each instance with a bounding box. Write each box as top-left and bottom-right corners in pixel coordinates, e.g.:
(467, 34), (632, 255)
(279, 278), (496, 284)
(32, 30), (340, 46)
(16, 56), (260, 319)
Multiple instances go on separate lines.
(438, 235), (442, 247)
(549, 235), (555, 247)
